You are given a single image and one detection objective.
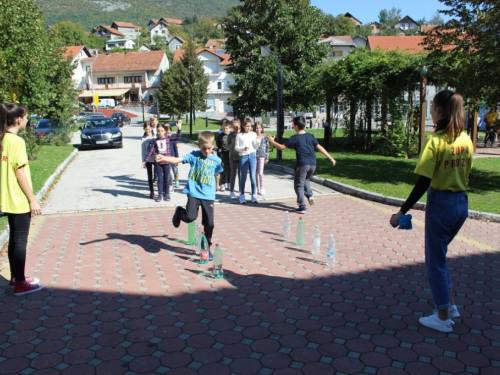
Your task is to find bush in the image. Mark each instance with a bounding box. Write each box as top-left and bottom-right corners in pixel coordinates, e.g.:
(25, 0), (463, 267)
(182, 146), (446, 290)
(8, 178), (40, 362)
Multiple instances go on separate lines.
(20, 126), (43, 161)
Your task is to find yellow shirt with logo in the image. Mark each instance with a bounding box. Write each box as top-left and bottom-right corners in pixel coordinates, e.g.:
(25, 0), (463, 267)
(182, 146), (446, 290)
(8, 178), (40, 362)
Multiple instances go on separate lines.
(0, 133), (32, 214)
(484, 112), (499, 127)
(415, 131), (472, 192)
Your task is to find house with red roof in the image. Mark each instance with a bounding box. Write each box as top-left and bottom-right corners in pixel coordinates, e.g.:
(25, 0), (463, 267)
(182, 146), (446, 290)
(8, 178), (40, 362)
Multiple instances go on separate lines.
(111, 21), (142, 40)
(174, 48), (234, 116)
(91, 25), (124, 41)
(367, 36), (426, 54)
(147, 17), (183, 45)
(78, 50), (170, 104)
(62, 46), (93, 90)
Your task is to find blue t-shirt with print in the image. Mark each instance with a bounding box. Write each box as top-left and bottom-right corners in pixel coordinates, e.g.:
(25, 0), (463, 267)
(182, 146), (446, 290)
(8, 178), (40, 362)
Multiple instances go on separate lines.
(182, 150), (223, 200)
(284, 133), (319, 167)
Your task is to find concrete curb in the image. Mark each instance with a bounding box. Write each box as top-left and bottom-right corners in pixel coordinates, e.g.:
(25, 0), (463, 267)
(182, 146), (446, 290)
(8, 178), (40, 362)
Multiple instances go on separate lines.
(1, 148), (79, 250)
(266, 162), (500, 223)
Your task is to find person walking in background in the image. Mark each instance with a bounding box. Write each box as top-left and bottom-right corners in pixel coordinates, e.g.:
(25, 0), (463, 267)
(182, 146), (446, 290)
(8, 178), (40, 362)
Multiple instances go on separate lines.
(391, 90), (473, 333)
(142, 122), (182, 202)
(484, 107), (499, 147)
(141, 122), (156, 199)
(254, 121), (269, 195)
(235, 118), (259, 204)
(266, 116), (336, 214)
(0, 103), (43, 296)
(227, 119), (241, 199)
(216, 121), (231, 192)
(157, 131), (223, 260)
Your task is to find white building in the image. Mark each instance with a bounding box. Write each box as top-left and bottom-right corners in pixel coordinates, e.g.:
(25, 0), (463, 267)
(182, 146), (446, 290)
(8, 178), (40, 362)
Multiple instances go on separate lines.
(395, 16), (420, 30)
(111, 21), (141, 41)
(63, 46), (93, 91)
(105, 39), (136, 51)
(147, 17), (183, 45)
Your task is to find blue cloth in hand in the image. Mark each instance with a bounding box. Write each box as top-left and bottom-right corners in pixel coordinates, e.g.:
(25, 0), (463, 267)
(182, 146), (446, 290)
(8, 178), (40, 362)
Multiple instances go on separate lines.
(398, 214), (412, 230)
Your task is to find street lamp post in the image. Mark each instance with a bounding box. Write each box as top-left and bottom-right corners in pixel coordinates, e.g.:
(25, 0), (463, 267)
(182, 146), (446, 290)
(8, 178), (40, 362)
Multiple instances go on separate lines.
(418, 66), (428, 155)
(261, 46), (284, 161)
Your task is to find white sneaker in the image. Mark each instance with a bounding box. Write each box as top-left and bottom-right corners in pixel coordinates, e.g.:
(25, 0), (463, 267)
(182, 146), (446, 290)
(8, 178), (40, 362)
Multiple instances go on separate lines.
(230, 191), (236, 199)
(260, 188), (266, 196)
(239, 194), (246, 204)
(419, 313), (454, 332)
(251, 195), (258, 203)
(432, 305), (460, 319)
(220, 185), (226, 192)
(307, 196), (315, 205)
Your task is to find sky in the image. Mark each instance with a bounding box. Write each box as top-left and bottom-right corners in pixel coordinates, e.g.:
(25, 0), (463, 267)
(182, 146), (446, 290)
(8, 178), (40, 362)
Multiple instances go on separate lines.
(310, 0), (452, 24)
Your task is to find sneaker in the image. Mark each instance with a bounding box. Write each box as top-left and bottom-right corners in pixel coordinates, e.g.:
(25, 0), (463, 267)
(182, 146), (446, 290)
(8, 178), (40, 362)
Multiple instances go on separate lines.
(295, 208), (306, 214)
(175, 179), (180, 188)
(251, 195), (258, 203)
(230, 192), (236, 199)
(432, 305), (460, 319)
(220, 185), (226, 192)
(164, 195), (171, 202)
(260, 188), (266, 196)
(419, 313), (454, 332)
(13, 281), (44, 296)
(155, 195), (163, 202)
(239, 194), (246, 204)
(149, 192), (155, 199)
(9, 276), (40, 287)
(172, 206), (182, 228)
(307, 196), (315, 205)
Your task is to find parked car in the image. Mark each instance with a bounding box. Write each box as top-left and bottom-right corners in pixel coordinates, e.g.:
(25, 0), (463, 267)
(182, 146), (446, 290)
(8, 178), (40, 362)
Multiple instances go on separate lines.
(73, 112), (91, 122)
(79, 117), (123, 149)
(35, 119), (60, 137)
(110, 112), (131, 127)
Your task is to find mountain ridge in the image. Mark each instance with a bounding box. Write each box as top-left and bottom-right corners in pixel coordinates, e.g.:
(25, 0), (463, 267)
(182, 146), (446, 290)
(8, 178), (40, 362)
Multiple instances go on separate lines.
(36, 0), (238, 30)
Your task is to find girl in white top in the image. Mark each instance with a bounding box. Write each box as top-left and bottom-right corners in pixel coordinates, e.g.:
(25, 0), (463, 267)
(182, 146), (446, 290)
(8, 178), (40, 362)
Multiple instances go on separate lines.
(235, 118), (259, 204)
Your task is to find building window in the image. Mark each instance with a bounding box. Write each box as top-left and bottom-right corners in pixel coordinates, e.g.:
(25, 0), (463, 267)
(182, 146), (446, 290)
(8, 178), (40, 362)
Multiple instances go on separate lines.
(124, 76), (142, 83)
(217, 82), (222, 90)
(97, 77), (115, 84)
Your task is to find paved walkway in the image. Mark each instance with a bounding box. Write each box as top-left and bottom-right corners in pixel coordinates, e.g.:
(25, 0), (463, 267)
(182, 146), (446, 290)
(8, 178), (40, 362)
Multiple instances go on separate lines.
(0, 136), (499, 374)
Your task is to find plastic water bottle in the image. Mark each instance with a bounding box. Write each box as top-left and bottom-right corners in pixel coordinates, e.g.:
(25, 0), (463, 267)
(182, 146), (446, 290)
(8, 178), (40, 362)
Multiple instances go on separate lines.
(199, 232), (209, 264)
(188, 221), (196, 245)
(312, 225), (321, 255)
(283, 211), (291, 239)
(296, 217), (305, 246)
(212, 243), (223, 279)
(194, 224), (202, 253)
(327, 234), (336, 267)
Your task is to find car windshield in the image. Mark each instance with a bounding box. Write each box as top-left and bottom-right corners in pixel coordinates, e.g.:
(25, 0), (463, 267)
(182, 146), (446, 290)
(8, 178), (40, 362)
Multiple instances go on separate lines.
(85, 119), (116, 128)
(36, 120), (53, 129)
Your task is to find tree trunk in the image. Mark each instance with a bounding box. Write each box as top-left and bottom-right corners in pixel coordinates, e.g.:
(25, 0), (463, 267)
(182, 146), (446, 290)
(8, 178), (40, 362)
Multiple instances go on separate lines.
(349, 98), (356, 142)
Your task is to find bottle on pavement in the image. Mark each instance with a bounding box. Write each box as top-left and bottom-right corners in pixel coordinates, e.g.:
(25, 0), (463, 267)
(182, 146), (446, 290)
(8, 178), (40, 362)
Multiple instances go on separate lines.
(327, 234), (336, 267)
(195, 224), (202, 253)
(188, 221), (196, 245)
(199, 232), (209, 264)
(212, 243), (223, 279)
(296, 217), (305, 246)
(312, 225), (321, 255)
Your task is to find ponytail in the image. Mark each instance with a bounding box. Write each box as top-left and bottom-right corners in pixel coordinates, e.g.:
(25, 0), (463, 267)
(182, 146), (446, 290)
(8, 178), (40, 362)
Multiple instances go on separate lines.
(0, 103), (28, 142)
(433, 90), (465, 141)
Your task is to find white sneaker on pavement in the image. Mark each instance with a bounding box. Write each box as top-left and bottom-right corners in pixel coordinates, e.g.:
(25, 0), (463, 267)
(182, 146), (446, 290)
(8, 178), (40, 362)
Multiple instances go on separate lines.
(251, 195), (258, 203)
(239, 194), (246, 204)
(419, 313), (454, 332)
(230, 192), (236, 199)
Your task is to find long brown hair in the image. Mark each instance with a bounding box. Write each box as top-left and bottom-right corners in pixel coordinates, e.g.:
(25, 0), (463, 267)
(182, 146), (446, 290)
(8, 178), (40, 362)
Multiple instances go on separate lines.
(433, 90), (465, 141)
(0, 103), (27, 142)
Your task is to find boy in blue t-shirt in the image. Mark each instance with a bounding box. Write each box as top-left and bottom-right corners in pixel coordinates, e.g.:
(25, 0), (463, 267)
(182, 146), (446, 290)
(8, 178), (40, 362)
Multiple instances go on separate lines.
(266, 116), (336, 214)
(155, 131), (223, 256)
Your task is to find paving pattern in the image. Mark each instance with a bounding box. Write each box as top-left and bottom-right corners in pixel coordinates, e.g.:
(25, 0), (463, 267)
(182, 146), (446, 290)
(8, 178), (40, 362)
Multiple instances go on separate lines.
(0, 194), (499, 374)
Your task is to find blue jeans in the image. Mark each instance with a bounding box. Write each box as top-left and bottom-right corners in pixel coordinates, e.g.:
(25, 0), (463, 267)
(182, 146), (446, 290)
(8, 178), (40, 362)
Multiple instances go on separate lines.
(239, 153), (256, 195)
(294, 165), (316, 210)
(425, 188), (468, 309)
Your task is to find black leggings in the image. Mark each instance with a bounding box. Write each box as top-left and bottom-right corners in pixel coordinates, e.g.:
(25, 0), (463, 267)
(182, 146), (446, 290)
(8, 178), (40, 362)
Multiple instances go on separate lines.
(178, 196), (214, 246)
(155, 163), (172, 196)
(145, 162), (154, 193)
(7, 212), (31, 281)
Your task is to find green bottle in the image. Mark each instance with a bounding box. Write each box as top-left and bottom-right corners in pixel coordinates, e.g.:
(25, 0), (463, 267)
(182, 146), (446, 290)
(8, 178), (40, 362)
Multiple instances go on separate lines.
(212, 244), (223, 279)
(188, 221), (196, 245)
(296, 217), (305, 245)
(199, 232), (209, 264)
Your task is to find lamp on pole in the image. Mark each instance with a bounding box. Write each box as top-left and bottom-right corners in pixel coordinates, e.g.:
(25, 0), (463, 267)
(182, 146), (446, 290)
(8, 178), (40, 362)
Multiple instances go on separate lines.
(418, 66), (428, 155)
(261, 46), (284, 161)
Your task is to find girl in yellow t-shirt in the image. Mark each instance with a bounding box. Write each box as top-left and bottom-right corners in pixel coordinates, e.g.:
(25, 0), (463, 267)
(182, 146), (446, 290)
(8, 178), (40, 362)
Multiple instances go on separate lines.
(0, 103), (43, 296)
(391, 90), (473, 333)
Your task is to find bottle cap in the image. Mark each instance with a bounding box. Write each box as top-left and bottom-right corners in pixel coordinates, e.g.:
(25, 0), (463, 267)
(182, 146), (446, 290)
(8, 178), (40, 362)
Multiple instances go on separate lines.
(216, 243), (219, 246)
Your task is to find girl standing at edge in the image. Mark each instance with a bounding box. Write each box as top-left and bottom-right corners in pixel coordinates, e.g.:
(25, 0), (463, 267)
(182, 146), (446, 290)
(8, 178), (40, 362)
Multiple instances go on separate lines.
(391, 90), (473, 333)
(254, 121), (269, 195)
(141, 122), (155, 199)
(0, 103), (43, 296)
(235, 118), (259, 204)
(227, 119), (241, 199)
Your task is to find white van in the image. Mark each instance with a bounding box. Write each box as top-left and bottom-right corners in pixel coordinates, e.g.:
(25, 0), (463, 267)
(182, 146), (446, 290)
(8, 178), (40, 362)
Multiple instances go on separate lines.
(97, 99), (115, 108)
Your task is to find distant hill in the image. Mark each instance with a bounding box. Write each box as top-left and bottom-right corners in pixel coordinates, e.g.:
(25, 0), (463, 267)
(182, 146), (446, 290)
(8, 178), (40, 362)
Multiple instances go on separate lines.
(36, 0), (238, 30)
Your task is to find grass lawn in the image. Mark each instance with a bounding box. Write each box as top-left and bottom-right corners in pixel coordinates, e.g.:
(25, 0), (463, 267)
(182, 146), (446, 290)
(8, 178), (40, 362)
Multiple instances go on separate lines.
(0, 145), (75, 230)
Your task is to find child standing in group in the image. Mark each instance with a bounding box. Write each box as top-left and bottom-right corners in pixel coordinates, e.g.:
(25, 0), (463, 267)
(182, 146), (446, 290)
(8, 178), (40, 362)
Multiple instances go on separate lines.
(156, 131), (223, 259)
(141, 122), (156, 199)
(227, 119), (241, 199)
(254, 121), (269, 195)
(216, 121), (231, 192)
(142, 122), (182, 202)
(266, 116), (336, 214)
(0, 103), (43, 296)
(235, 118), (259, 204)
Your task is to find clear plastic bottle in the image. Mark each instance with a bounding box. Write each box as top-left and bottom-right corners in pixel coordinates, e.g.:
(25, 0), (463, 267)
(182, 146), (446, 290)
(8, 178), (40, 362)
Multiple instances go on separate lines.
(199, 232), (209, 264)
(188, 221), (196, 245)
(194, 224), (202, 253)
(296, 217), (305, 246)
(212, 243), (223, 279)
(327, 234), (336, 267)
(312, 225), (321, 255)
(283, 211), (291, 239)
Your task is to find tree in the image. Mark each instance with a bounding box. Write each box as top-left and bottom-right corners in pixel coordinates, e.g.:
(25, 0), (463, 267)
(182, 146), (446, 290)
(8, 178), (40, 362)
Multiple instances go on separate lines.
(223, 0), (328, 117)
(0, 0), (75, 121)
(358, 24), (373, 38)
(321, 13), (357, 36)
(157, 62), (189, 117)
(424, 0), (500, 102)
(429, 12), (445, 25)
(378, 7), (402, 36)
(50, 21), (88, 47)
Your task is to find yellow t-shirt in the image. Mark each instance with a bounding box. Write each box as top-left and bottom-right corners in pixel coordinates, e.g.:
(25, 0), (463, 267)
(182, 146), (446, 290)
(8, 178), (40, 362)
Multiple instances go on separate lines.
(0, 133), (32, 214)
(484, 112), (499, 127)
(415, 131), (473, 192)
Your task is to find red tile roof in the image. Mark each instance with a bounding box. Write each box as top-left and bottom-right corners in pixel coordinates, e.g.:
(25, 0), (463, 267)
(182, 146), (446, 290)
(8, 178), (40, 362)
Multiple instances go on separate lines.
(63, 46), (85, 61)
(91, 51), (167, 72)
(173, 49), (232, 66)
(368, 36), (426, 54)
(94, 25), (124, 36)
(112, 21), (137, 28)
(160, 17), (183, 25)
(205, 38), (227, 49)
